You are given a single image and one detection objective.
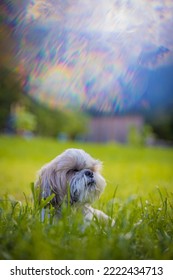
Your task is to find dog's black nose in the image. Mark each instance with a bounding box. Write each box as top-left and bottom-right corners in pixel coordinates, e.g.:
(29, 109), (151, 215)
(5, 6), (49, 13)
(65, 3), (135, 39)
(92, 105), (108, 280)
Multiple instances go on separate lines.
(85, 170), (93, 178)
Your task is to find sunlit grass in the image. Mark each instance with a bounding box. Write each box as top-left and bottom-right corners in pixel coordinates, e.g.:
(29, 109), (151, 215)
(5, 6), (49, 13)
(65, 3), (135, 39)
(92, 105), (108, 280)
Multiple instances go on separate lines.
(0, 135), (173, 259)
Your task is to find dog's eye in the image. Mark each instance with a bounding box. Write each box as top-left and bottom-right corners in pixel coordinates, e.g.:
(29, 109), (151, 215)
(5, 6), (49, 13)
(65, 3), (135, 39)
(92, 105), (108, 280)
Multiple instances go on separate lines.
(73, 169), (78, 173)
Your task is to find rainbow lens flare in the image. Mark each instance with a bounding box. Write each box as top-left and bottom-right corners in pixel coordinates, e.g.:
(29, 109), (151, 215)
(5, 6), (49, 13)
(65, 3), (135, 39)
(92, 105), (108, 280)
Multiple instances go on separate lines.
(1, 0), (173, 113)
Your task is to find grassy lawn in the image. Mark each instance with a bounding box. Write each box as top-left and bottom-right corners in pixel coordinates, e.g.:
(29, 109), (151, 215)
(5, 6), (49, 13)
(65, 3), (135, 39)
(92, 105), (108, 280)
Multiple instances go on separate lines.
(0, 135), (173, 259)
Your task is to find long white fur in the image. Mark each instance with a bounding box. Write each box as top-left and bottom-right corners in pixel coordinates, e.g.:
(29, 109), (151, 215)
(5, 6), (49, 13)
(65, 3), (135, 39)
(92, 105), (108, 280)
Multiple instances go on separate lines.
(35, 148), (115, 225)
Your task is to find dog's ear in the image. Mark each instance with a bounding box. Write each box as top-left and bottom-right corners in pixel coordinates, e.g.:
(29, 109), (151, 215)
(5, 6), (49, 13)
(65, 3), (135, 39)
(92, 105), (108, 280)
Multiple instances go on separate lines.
(35, 166), (67, 206)
(93, 160), (103, 172)
(35, 169), (51, 201)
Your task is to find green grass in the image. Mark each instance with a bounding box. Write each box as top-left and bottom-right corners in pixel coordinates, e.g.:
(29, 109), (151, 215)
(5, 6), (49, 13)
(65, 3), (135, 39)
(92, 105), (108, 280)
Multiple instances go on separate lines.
(0, 135), (173, 259)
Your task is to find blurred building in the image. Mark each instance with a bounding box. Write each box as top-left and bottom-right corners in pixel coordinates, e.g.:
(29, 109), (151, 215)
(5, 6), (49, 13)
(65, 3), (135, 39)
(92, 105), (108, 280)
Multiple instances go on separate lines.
(86, 115), (144, 143)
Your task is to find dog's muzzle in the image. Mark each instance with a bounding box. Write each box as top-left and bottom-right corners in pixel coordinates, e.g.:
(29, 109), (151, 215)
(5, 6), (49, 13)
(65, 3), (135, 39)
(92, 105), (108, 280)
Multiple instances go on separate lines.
(83, 170), (96, 188)
(70, 169), (97, 203)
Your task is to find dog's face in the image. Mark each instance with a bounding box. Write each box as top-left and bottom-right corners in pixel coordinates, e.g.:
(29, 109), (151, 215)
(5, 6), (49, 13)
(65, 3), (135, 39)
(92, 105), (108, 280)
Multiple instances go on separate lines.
(68, 167), (105, 204)
(35, 148), (106, 207)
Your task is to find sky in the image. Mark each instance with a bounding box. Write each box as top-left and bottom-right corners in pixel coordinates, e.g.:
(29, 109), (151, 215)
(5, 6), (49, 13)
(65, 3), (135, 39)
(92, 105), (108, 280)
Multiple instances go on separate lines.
(0, 0), (173, 114)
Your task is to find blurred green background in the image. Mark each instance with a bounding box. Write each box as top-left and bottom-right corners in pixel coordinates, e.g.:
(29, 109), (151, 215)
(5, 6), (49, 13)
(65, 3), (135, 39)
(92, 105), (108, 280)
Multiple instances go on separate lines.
(0, 135), (172, 202)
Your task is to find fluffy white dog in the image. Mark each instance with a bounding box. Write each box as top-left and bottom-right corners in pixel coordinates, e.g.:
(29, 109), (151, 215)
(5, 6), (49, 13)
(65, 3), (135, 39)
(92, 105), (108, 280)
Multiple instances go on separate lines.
(35, 148), (114, 225)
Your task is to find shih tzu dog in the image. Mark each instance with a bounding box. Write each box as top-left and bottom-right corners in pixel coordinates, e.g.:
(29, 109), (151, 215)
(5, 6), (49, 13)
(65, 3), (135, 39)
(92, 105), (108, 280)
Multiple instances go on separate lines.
(35, 148), (114, 226)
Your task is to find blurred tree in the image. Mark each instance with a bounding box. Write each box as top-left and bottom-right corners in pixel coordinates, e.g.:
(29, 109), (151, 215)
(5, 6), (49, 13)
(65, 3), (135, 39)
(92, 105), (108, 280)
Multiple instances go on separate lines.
(21, 94), (89, 139)
(62, 111), (89, 140)
(145, 107), (173, 142)
(28, 101), (66, 138)
(128, 125), (142, 146)
(0, 67), (22, 131)
(128, 124), (154, 146)
(13, 105), (37, 136)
